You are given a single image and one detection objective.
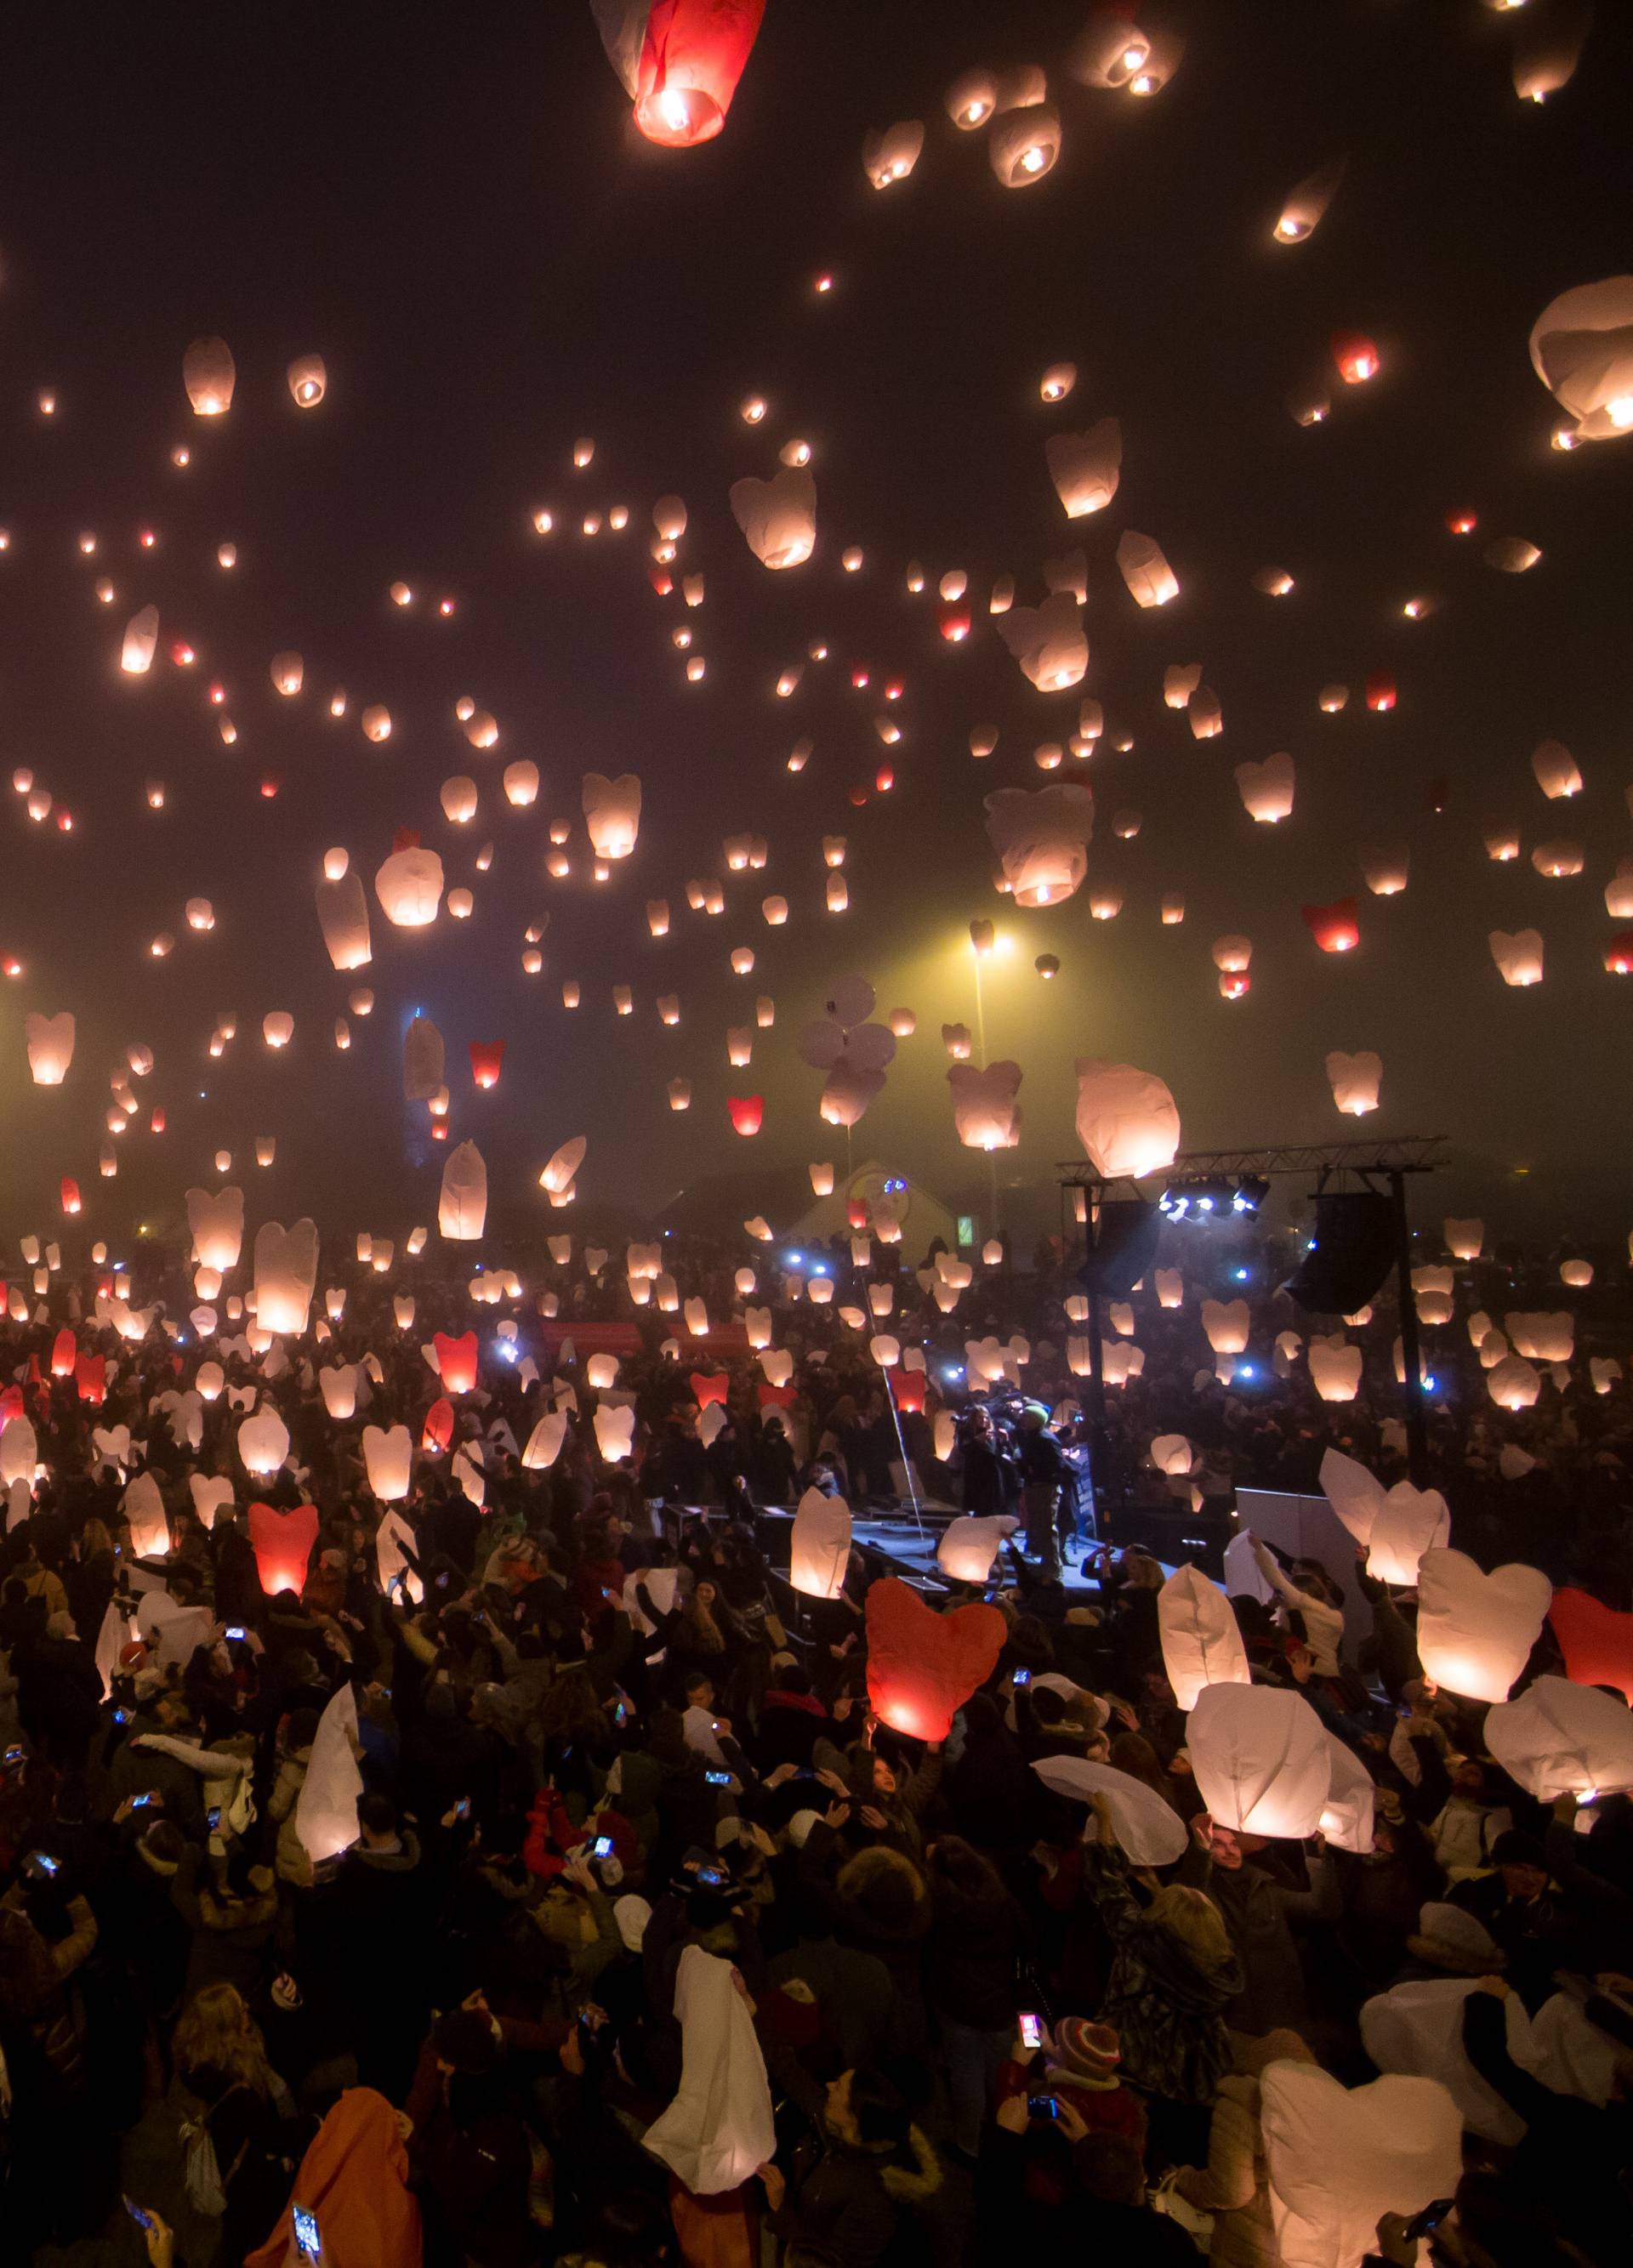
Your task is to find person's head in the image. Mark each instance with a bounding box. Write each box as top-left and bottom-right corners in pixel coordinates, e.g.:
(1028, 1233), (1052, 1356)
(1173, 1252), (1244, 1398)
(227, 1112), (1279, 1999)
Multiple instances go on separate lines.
(825, 2066), (909, 2150)
(1121, 1551), (1164, 1593)
(173, 1982), (271, 2094)
(1291, 1559), (1342, 1609)
(356, 1790), (400, 1849)
(925, 1834), (1003, 1904)
(683, 1669), (715, 1714)
(287, 1706), (321, 1754)
(1283, 1638), (1316, 1684)
(1450, 1755), (1492, 1799)
(1147, 1884), (1233, 1972)
(1490, 1829), (1550, 1901)
(1073, 2129), (1146, 2208)
(153, 1688), (192, 1731)
(1203, 1819), (1243, 1870)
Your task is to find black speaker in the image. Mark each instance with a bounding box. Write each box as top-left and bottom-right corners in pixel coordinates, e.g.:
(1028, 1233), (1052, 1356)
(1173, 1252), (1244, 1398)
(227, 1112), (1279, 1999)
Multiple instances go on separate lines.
(1078, 1199), (1162, 1299)
(1107, 1503), (1235, 1580)
(1283, 1189), (1397, 1315)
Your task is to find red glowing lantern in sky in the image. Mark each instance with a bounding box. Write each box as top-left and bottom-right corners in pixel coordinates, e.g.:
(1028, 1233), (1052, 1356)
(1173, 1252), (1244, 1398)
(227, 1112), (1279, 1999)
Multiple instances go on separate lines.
(595, 0), (766, 148)
(1331, 329), (1380, 383)
(1448, 510), (1477, 536)
(1605, 931), (1633, 975)
(1549, 1589), (1633, 1705)
(1219, 972), (1250, 1000)
(469, 1041), (505, 1089)
(75, 1352), (104, 1406)
(1301, 897), (1360, 953)
(435, 1331), (479, 1395)
(938, 603), (971, 642)
(1365, 674), (1397, 712)
(60, 1177), (81, 1214)
(248, 1499), (319, 1600)
(422, 1395), (455, 1452)
(890, 1370), (927, 1414)
(728, 1094), (763, 1136)
(49, 1328), (76, 1378)
(649, 571), (674, 597)
(151, 1108), (166, 1134)
(864, 1577), (1006, 1742)
(691, 1371), (729, 1409)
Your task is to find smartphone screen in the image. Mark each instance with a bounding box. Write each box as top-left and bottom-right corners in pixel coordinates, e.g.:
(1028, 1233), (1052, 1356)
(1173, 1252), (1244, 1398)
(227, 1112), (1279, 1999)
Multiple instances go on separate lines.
(293, 2203), (321, 2259)
(207, 1806), (221, 1831)
(1027, 2094), (1059, 2121)
(453, 1798), (471, 1820)
(706, 1768), (731, 1786)
(593, 1834), (615, 1857)
(26, 1850), (60, 1877)
(225, 1626), (247, 1640)
(130, 1793), (153, 1809)
(1019, 2011), (1042, 2050)
(1013, 1668), (1031, 1687)
(123, 2196), (154, 2231)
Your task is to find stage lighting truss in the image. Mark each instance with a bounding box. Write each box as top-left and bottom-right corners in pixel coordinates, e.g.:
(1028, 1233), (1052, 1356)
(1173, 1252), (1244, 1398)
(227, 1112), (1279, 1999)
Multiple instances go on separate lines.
(1159, 1172), (1268, 1222)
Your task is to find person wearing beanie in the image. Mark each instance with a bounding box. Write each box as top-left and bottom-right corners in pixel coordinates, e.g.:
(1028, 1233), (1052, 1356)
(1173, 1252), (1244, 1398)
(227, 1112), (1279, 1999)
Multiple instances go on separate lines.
(995, 2017), (1148, 2157)
(1448, 1824), (1621, 2010)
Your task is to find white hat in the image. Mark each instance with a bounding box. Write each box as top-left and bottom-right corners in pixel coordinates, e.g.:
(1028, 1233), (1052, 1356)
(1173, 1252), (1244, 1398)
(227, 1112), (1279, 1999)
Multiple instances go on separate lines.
(787, 1808), (822, 1850)
(612, 1893), (651, 1952)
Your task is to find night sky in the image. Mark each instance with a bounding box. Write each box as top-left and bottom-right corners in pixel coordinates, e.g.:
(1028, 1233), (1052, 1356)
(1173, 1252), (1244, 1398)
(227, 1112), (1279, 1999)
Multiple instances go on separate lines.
(0, 0), (1628, 1253)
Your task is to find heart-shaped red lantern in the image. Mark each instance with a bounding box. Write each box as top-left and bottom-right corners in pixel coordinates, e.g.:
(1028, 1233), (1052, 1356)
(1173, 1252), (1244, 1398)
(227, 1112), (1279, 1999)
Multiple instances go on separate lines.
(1549, 1589), (1633, 1706)
(248, 1500), (319, 1600)
(758, 1383), (796, 1410)
(690, 1372), (730, 1409)
(728, 1095), (764, 1137)
(864, 1576), (1005, 1742)
(422, 1396), (455, 1453)
(435, 1332), (479, 1395)
(890, 1371), (927, 1414)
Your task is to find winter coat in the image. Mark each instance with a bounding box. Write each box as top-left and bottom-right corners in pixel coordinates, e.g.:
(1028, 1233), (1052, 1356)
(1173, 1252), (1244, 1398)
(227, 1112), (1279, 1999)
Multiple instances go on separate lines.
(922, 1877), (1020, 2032)
(266, 1742), (314, 1884)
(1174, 2073), (1282, 2268)
(1183, 1845), (1340, 2037)
(1082, 1842), (1244, 2107)
(771, 2123), (942, 2268)
(834, 1848), (931, 2046)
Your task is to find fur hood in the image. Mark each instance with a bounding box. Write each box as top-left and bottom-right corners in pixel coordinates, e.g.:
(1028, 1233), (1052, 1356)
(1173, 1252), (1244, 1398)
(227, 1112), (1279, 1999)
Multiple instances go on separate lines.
(880, 2125), (942, 2206)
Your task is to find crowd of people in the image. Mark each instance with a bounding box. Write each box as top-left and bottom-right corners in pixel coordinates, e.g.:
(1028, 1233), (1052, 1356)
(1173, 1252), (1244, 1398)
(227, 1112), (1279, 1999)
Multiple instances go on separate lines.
(0, 1215), (1629, 2268)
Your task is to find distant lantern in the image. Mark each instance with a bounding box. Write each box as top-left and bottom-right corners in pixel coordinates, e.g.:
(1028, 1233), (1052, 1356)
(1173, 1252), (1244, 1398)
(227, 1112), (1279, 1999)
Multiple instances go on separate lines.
(1326, 1049), (1381, 1116)
(183, 335), (236, 416)
(25, 1011), (75, 1085)
(1236, 752), (1295, 823)
(1303, 898), (1359, 952)
(988, 101), (1061, 186)
(1489, 928), (1543, 986)
(1075, 1060), (1181, 1179)
(582, 771), (641, 858)
(1331, 330), (1380, 383)
(1512, 9), (1590, 103)
(361, 704), (391, 742)
(375, 844), (444, 928)
(121, 605), (160, 674)
(994, 590), (1087, 690)
(287, 353), (327, 406)
(1486, 536), (1541, 573)
(1532, 739), (1582, 799)
(271, 651), (304, 696)
(728, 1094), (764, 1137)
(1038, 361), (1077, 402)
(1362, 845), (1408, 895)
(1045, 418), (1122, 517)
(945, 67), (998, 126)
(729, 466), (816, 569)
(947, 1060), (1023, 1151)
(984, 783), (1093, 907)
(438, 1140), (487, 1240)
(1116, 529), (1179, 606)
(862, 120), (924, 188)
(1273, 156), (1346, 242)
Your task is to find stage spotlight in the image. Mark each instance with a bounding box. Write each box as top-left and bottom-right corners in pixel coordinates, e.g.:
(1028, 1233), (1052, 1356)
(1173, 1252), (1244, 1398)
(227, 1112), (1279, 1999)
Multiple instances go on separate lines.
(1159, 1175), (1235, 1221)
(1232, 1174), (1270, 1216)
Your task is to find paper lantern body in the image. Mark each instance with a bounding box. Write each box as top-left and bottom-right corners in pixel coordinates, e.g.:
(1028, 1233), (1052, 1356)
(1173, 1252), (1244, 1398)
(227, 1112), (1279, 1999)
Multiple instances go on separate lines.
(1529, 276), (1633, 441)
(947, 1060), (1022, 1150)
(1073, 1059), (1181, 1178)
(1044, 418), (1122, 517)
(936, 1514), (1017, 1583)
(435, 1330), (479, 1394)
(522, 1411), (568, 1470)
(598, 0), (766, 148)
(439, 1140), (487, 1239)
(1030, 1756), (1188, 1867)
(253, 1218), (318, 1334)
(789, 1485), (851, 1599)
(376, 846), (445, 927)
(864, 1577), (1004, 1742)
(582, 771), (642, 856)
(295, 1683), (364, 1865)
(1158, 1563), (1251, 1711)
(1261, 2065), (1462, 2268)
(594, 1403), (636, 1462)
(183, 334), (236, 414)
(362, 1422), (413, 1500)
(1484, 1674), (1633, 1799)
(983, 783), (1093, 907)
(1188, 1684), (1331, 1837)
(993, 594), (1088, 694)
(248, 1499), (318, 1598)
(237, 1406), (290, 1478)
(1549, 1588), (1633, 1704)
(26, 1011), (75, 1084)
(122, 1470), (170, 1558)
(1319, 1732), (1377, 1855)
(189, 1475), (234, 1530)
(1202, 1299), (1250, 1354)
(1367, 1482), (1451, 1585)
(1414, 1548), (1551, 1703)
(319, 1364), (358, 1420)
(315, 873), (373, 970)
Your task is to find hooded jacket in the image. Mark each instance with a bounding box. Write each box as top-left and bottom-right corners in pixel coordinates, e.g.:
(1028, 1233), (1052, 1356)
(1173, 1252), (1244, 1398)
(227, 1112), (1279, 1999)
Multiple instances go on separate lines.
(1082, 1842), (1245, 2106)
(771, 2122), (942, 2268)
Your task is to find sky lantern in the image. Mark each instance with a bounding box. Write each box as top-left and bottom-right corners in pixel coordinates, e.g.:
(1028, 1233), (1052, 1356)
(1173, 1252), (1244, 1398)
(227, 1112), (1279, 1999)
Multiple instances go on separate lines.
(594, 1404), (635, 1462)
(187, 1185), (243, 1270)
(539, 1134), (586, 1194)
(1260, 2066), (1462, 2268)
(1236, 752), (1294, 822)
(182, 335), (235, 415)
(262, 1011), (294, 1049)
(271, 651), (304, 696)
(253, 1218), (318, 1334)
(947, 1060), (1022, 1150)
(1512, 7), (1590, 103)
(864, 1576), (1004, 1742)
(1486, 536), (1541, 573)
(315, 871), (373, 969)
(287, 352), (327, 406)
(1487, 1675), (1633, 1802)
(1213, 935), (1252, 998)
(1415, 1548), (1551, 1702)
(1116, 529), (1178, 606)
(25, 1012), (74, 1084)
(434, 1329), (479, 1393)
(441, 775), (478, 824)
(1529, 277), (1633, 439)
(376, 844), (444, 926)
(1531, 839), (1582, 878)
(1532, 738), (1582, 798)
(237, 1405), (291, 1480)
(1489, 928), (1543, 986)
(728, 1094), (763, 1136)
(582, 771), (641, 856)
(936, 1513), (1016, 1583)
(862, 120), (923, 187)
(1331, 328), (1380, 383)
(945, 67), (998, 127)
(1159, 1565), (1251, 1711)
(1068, 11), (1150, 87)
(1303, 897), (1359, 952)
(439, 1140), (486, 1238)
(1548, 1590), (1633, 1706)
(248, 1499), (317, 1598)
(1189, 1684), (1330, 1836)
(594, 0), (765, 146)
(1045, 418), (1122, 516)
(1365, 675), (1395, 711)
(1308, 1335), (1363, 1401)
(503, 760), (539, 808)
(983, 783), (1093, 905)
(469, 1040), (505, 1089)
(729, 466), (816, 567)
(1038, 361), (1076, 401)
(1203, 1299), (1250, 1357)
(1189, 688), (1222, 737)
(1362, 845), (1408, 895)
(1326, 1049), (1381, 1115)
(361, 1422), (413, 1501)
(988, 101), (1061, 186)
(319, 1360), (357, 1419)
(1074, 1060), (1181, 1180)
(790, 1483), (851, 1597)
(1273, 156), (1346, 242)
(121, 605), (159, 674)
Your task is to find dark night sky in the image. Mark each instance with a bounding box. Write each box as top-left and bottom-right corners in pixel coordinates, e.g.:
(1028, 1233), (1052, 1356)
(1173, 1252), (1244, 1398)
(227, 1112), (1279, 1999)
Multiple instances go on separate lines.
(0, 0), (1628, 1253)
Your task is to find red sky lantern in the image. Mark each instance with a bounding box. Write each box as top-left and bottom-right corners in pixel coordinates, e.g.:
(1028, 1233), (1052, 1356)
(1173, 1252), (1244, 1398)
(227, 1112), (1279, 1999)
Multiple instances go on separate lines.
(1330, 329), (1380, 383)
(151, 1108), (166, 1134)
(248, 1499), (319, 1600)
(847, 784), (870, 807)
(0, 1385), (24, 1426)
(691, 1371), (729, 1408)
(60, 1176), (81, 1214)
(435, 1331), (479, 1394)
(875, 766), (895, 793)
(1219, 971), (1250, 1000)
(1301, 897), (1360, 953)
(1365, 674), (1397, 712)
(259, 776), (281, 799)
(850, 668), (870, 690)
(75, 1352), (104, 1406)
(649, 571), (674, 597)
(422, 1395), (454, 1452)
(728, 1094), (763, 1136)
(1548, 1589), (1633, 1705)
(758, 1381), (796, 1411)
(1448, 510), (1477, 536)
(431, 1121), (448, 1142)
(49, 1327), (76, 1378)
(598, 0), (766, 147)
(890, 1371), (927, 1414)
(847, 1200), (869, 1231)
(864, 1577), (1006, 1742)
(938, 603), (971, 642)
(469, 1041), (506, 1089)
(1605, 932), (1633, 975)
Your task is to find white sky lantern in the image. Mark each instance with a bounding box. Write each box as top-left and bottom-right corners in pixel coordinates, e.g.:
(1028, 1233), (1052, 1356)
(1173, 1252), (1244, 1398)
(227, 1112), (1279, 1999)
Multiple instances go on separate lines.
(315, 871), (373, 970)
(826, 873), (848, 912)
(362, 1422), (413, 1500)
(1203, 1298), (1250, 1355)
(727, 1026), (753, 1066)
(948, 1060), (1023, 1149)
(1116, 529), (1179, 606)
(1368, 1482), (1452, 1586)
(1532, 738), (1582, 799)
(1252, 567), (1294, 596)
(361, 704), (391, 742)
(463, 709), (498, 750)
(185, 896), (214, 932)
(1327, 1049), (1381, 1116)
(1486, 536), (1540, 574)
(1444, 1218), (1483, 1261)
(540, 1134), (586, 1195)
(183, 334), (235, 415)
(1529, 277), (1633, 440)
(271, 651), (304, 696)
(730, 466), (816, 568)
(1415, 1548), (1552, 1702)
(1362, 845), (1409, 895)
(1151, 1435), (1192, 1477)
(320, 1363), (358, 1420)
(1273, 156), (1346, 242)
(262, 1010), (294, 1049)
(376, 845), (444, 927)
(1235, 751), (1294, 822)
(1161, 894), (1186, 924)
(1560, 1257), (1593, 1288)
(1164, 662), (1201, 708)
(1039, 361), (1077, 402)
(1068, 14), (1149, 86)
(984, 782), (1093, 906)
(582, 771), (641, 858)
(1261, 2066), (1463, 2268)
(946, 67), (997, 126)
(1074, 1059), (1181, 1180)
(1309, 1335), (1363, 1402)
(995, 588), (1089, 691)
(253, 1217), (317, 1335)
(255, 1135), (276, 1168)
(441, 775), (478, 824)
(989, 100), (1061, 185)
(1531, 840), (1582, 878)
(287, 352), (327, 406)
(1183, 689), (1220, 740)
(1159, 1562), (1251, 1710)
(1189, 1684), (1331, 1837)
(936, 1513), (1017, 1583)
(1489, 928), (1543, 986)
(121, 605), (159, 674)
(790, 1483), (851, 1597)
(439, 1140), (487, 1239)
(669, 1078), (691, 1110)
(1045, 418), (1123, 516)
(122, 1469), (169, 1557)
(25, 1011), (74, 1084)
(1605, 860), (1633, 918)
(237, 1403), (290, 1479)
(862, 119), (923, 187)
(502, 760), (539, 808)
(1486, 1675), (1633, 1801)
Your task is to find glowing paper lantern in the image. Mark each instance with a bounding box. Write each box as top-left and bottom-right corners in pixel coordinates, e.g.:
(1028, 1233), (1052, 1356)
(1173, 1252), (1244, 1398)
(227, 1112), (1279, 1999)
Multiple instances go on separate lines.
(983, 783), (1093, 906)
(1115, 530), (1179, 607)
(947, 1060), (1022, 1150)
(593, 1403), (636, 1462)
(295, 1684), (364, 1867)
(122, 1471), (169, 1558)
(1273, 156), (1346, 242)
(1236, 752), (1294, 822)
(439, 1140), (487, 1240)
(1529, 277), (1633, 441)
(936, 1514), (1018, 1584)
(1444, 1219), (1483, 1261)
(469, 1041), (505, 1090)
(1485, 1675), (1633, 1800)
(183, 335), (235, 414)
(729, 467), (816, 569)
(248, 1499), (318, 1598)
(1261, 2066), (1462, 2268)
(521, 1411), (568, 1471)
(319, 1364), (358, 1419)
(582, 772), (641, 857)
(988, 102), (1061, 187)
(288, 353), (327, 406)
(1512, 9), (1590, 102)
(26, 1011), (75, 1084)
(1331, 329), (1380, 383)
(1158, 1563), (1251, 1711)
(862, 120), (923, 187)
(1532, 739), (1583, 799)
(1489, 929), (1543, 986)
(360, 1422), (411, 1502)
(1070, 1059), (1181, 1182)
(863, 1577), (1004, 1742)
(789, 1484), (851, 1598)
(1202, 1299), (1249, 1356)
(1187, 1684), (1330, 1837)
(262, 1011), (294, 1049)
(1414, 1548), (1551, 1703)
(1548, 1590), (1633, 1703)
(1044, 419), (1122, 517)
(993, 591), (1089, 692)
(1326, 1049), (1380, 1116)
(375, 845), (445, 927)
(594, 0), (765, 147)
(237, 1404), (291, 1480)
(1308, 1336), (1363, 1402)
(253, 1218), (318, 1334)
